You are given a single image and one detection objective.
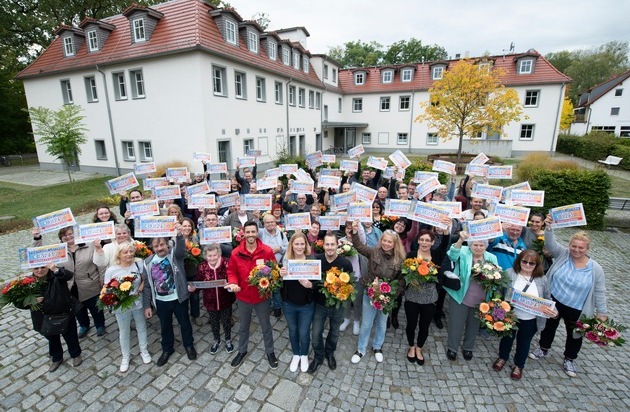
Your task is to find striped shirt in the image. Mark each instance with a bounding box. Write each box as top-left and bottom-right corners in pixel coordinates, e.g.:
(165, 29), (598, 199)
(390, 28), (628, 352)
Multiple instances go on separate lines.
(489, 235), (526, 271)
(551, 259), (593, 311)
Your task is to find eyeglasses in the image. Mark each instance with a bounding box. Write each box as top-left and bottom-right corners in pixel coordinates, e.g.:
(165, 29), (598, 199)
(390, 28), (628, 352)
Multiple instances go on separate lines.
(521, 260), (537, 266)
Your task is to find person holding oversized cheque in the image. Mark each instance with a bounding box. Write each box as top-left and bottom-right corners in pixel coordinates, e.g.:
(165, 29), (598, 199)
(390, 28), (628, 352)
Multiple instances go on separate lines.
(529, 215), (608, 378)
(492, 250), (556, 380)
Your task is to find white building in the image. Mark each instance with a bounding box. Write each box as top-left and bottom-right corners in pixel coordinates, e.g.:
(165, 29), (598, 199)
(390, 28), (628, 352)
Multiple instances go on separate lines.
(17, 0), (571, 175)
(570, 69), (630, 137)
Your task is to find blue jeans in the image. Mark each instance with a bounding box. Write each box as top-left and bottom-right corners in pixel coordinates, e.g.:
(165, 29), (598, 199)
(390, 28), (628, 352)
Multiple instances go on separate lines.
(271, 290), (282, 310)
(357, 294), (388, 354)
(311, 303), (344, 361)
(115, 307), (148, 359)
(155, 298), (194, 352)
(499, 318), (538, 369)
(283, 300), (315, 356)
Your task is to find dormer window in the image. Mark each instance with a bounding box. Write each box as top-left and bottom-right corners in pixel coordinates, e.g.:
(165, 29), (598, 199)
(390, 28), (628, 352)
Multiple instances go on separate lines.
(87, 30), (98, 52)
(382, 70), (393, 83)
(268, 40), (277, 60)
(282, 47), (290, 65)
(303, 56), (309, 73)
(518, 59), (533, 74)
(293, 52), (300, 70)
(79, 18), (114, 53)
(133, 19), (145, 42)
(432, 66), (444, 80)
(355, 72), (365, 85)
(225, 19), (237, 45)
(478, 62), (491, 72)
(401, 68), (413, 82)
(63, 37), (74, 56)
(248, 31), (258, 53)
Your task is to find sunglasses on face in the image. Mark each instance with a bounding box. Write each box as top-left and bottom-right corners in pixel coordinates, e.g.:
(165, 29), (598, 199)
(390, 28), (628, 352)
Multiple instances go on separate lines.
(521, 260), (537, 266)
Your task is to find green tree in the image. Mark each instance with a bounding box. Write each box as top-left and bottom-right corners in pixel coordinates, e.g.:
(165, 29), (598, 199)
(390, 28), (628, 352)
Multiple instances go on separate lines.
(382, 38), (447, 65)
(545, 50), (575, 74)
(327, 40), (384, 68)
(415, 59), (524, 169)
(27, 105), (88, 190)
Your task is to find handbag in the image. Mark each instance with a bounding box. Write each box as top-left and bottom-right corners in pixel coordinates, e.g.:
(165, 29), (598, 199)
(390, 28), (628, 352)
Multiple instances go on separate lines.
(40, 313), (71, 336)
(440, 270), (461, 291)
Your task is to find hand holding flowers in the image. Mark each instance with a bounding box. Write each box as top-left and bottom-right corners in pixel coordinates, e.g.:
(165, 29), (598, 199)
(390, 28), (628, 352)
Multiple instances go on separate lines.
(97, 275), (139, 312)
(401, 258), (438, 288)
(471, 261), (508, 298)
(477, 298), (518, 338)
(367, 277), (399, 314)
(574, 316), (626, 347)
(247, 260), (282, 299)
(321, 266), (356, 308)
(0, 275), (47, 311)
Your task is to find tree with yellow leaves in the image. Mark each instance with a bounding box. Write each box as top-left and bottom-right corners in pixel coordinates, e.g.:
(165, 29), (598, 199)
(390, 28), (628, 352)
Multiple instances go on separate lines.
(415, 59), (524, 169)
(560, 97), (575, 132)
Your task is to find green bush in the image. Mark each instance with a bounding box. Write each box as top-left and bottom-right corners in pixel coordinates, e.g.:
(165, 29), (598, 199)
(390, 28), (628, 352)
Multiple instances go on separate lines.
(612, 145), (630, 170)
(404, 159), (448, 184)
(556, 133), (630, 170)
(529, 169), (611, 230)
(516, 153), (578, 182)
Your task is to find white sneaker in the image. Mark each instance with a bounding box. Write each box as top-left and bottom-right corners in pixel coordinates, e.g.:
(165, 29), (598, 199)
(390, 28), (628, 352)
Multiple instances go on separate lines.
(374, 349), (383, 363)
(300, 355), (309, 372)
(353, 321), (360, 335)
(120, 358), (130, 373)
(351, 351), (364, 364)
(140, 351), (152, 364)
(289, 355), (300, 372)
(339, 318), (351, 332)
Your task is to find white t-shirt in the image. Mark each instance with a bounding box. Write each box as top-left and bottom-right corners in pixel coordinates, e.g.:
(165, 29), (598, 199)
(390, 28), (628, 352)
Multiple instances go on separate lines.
(513, 274), (539, 320)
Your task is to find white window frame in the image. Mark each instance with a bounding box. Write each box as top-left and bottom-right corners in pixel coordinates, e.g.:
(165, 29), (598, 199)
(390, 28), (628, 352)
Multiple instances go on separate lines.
(132, 19), (146, 42)
(274, 81), (283, 104)
(268, 40), (277, 60)
(352, 98), (363, 112)
(298, 88), (305, 108)
(243, 139), (254, 154)
(524, 90), (540, 107)
(60, 79), (73, 104)
(611, 107), (620, 116)
(619, 126), (630, 137)
(256, 77), (266, 102)
(380, 96), (391, 111)
(94, 139), (107, 160)
(63, 37), (74, 56)
(332, 68), (337, 83)
(138, 141), (153, 161)
(323, 64), (329, 79)
(308, 90), (314, 109)
(225, 19), (237, 45)
(248, 31), (258, 53)
(382, 70), (393, 84)
(401, 68), (413, 82)
(427, 133), (439, 145)
(87, 30), (98, 52)
(519, 124), (535, 140)
(432, 66), (444, 80)
(113, 72), (127, 100)
(355, 72), (365, 85)
(282, 47), (290, 65)
(397, 133), (408, 145)
(362, 132), (372, 144)
(303, 56), (309, 73)
(84, 76), (98, 103)
(293, 52), (300, 70)
(399, 96), (410, 111)
(234, 71), (247, 99)
(519, 59), (533, 74)
(288, 85), (296, 106)
(212, 66), (227, 96)
(338, 97), (342, 113)
(130, 69), (145, 99)
(122, 141), (135, 161)
(315, 92), (321, 110)
(479, 62), (491, 72)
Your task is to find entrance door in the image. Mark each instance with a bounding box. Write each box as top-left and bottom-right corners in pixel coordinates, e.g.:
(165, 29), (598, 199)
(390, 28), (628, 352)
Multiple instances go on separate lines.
(218, 140), (231, 179)
(345, 128), (356, 152)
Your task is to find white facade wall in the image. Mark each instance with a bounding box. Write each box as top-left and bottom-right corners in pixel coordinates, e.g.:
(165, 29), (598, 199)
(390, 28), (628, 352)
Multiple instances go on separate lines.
(585, 85), (630, 136)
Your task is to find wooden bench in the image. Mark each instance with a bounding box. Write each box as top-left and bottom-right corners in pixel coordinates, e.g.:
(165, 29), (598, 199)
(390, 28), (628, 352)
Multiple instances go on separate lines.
(609, 197), (630, 210)
(598, 155), (623, 167)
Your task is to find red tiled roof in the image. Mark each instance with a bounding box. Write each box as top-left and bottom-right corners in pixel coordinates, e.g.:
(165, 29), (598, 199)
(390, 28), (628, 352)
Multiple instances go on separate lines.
(338, 52), (572, 95)
(16, 0), (324, 89)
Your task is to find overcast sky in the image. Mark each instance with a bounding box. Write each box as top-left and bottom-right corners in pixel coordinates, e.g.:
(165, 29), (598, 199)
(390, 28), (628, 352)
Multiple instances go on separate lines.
(231, 0), (630, 59)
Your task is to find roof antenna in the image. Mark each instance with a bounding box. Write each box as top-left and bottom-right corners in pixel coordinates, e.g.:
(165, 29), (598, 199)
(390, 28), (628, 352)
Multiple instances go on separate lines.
(502, 42), (514, 59)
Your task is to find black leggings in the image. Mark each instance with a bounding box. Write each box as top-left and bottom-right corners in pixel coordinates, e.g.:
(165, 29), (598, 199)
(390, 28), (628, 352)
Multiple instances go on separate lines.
(404, 300), (436, 347)
(208, 307), (232, 342)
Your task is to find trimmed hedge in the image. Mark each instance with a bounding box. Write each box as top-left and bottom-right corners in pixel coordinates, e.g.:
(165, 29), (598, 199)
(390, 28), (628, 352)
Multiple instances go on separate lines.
(529, 169), (611, 230)
(557, 133), (630, 170)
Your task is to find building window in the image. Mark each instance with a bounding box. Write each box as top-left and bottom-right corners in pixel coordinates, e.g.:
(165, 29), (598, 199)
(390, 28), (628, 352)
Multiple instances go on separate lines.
(355, 72), (365, 85)
(298, 88), (305, 107)
(60, 80), (73, 104)
(591, 126), (615, 133)
(382, 70), (393, 83)
(132, 19), (145, 42)
(611, 107), (620, 116)
(95, 140), (107, 160)
(274, 81), (283, 104)
(352, 98), (363, 112)
(380, 97), (390, 111)
(87, 30), (98, 52)
(615, 88), (623, 97)
(427, 133), (438, 145)
(243, 139), (254, 154)
(84, 76), (98, 103)
(139, 141), (153, 161)
(432, 66), (444, 80)
(113, 72), (127, 100)
(63, 37), (74, 56)
(323, 105), (328, 121)
(620, 126), (630, 137)
(129, 70), (145, 98)
(303, 56), (309, 73)
(323, 64), (329, 79)
(399, 96), (410, 111)
(225, 20), (237, 45)
(293, 52), (300, 70)
(338, 97), (342, 113)
(362, 133), (371, 144)
(315, 92), (321, 110)
(524, 90), (539, 107)
(248, 31), (258, 53)
(518, 59), (533, 74)
(256, 77), (266, 102)
(397, 133), (408, 145)
(282, 48), (290, 65)
(213, 66), (227, 96)
(308, 90), (314, 108)
(122, 141), (135, 161)
(519, 124), (535, 140)
(288, 85), (296, 106)
(235, 71), (246, 99)
(332, 68), (337, 82)
(268, 41), (277, 60)
(401, 68), (413, 82)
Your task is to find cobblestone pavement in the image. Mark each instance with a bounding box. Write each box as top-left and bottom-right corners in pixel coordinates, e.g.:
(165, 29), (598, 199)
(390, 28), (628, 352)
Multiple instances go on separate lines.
(1, 223), (629, 411)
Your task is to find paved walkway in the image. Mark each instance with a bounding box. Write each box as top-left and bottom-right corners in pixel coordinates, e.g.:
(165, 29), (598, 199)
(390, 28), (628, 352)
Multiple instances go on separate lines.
(0, 227), (628, 411)
(0, 166), (102, 186)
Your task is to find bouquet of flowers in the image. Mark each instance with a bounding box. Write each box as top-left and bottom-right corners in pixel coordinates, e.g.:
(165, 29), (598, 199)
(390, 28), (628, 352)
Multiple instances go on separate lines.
(97, 275), (139, 312)
(366, 277), (399, 314)
(477, 298), (518, 338)
(184, 241), (203, 266)
(574, 316), (626, 347)
(313, 239), (325, 253)
(401, 257), (438, 288)
(379, 215), (399, 231)
(532, 235), (545, 262)
(0, 275), (47, 310)
(134, 241), (152, 259)
(232, 227), (245, 248)
(337, 239), (357, 257)
(471, 261), (508, 297)
(321, 267), (356, 308)
(247, 260), (282, 299)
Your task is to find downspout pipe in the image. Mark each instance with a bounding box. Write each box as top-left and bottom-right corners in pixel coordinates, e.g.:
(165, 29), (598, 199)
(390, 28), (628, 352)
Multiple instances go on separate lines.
(286, 78), (293, 155)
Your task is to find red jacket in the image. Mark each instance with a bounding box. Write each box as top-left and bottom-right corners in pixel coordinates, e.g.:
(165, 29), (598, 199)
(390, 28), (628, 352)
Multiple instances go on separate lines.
(227, 238), (276, 304)
(196, 258), (235, 311)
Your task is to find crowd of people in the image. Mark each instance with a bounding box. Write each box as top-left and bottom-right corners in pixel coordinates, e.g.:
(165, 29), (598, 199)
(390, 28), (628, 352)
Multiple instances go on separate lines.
(18, 153), (608, 381)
